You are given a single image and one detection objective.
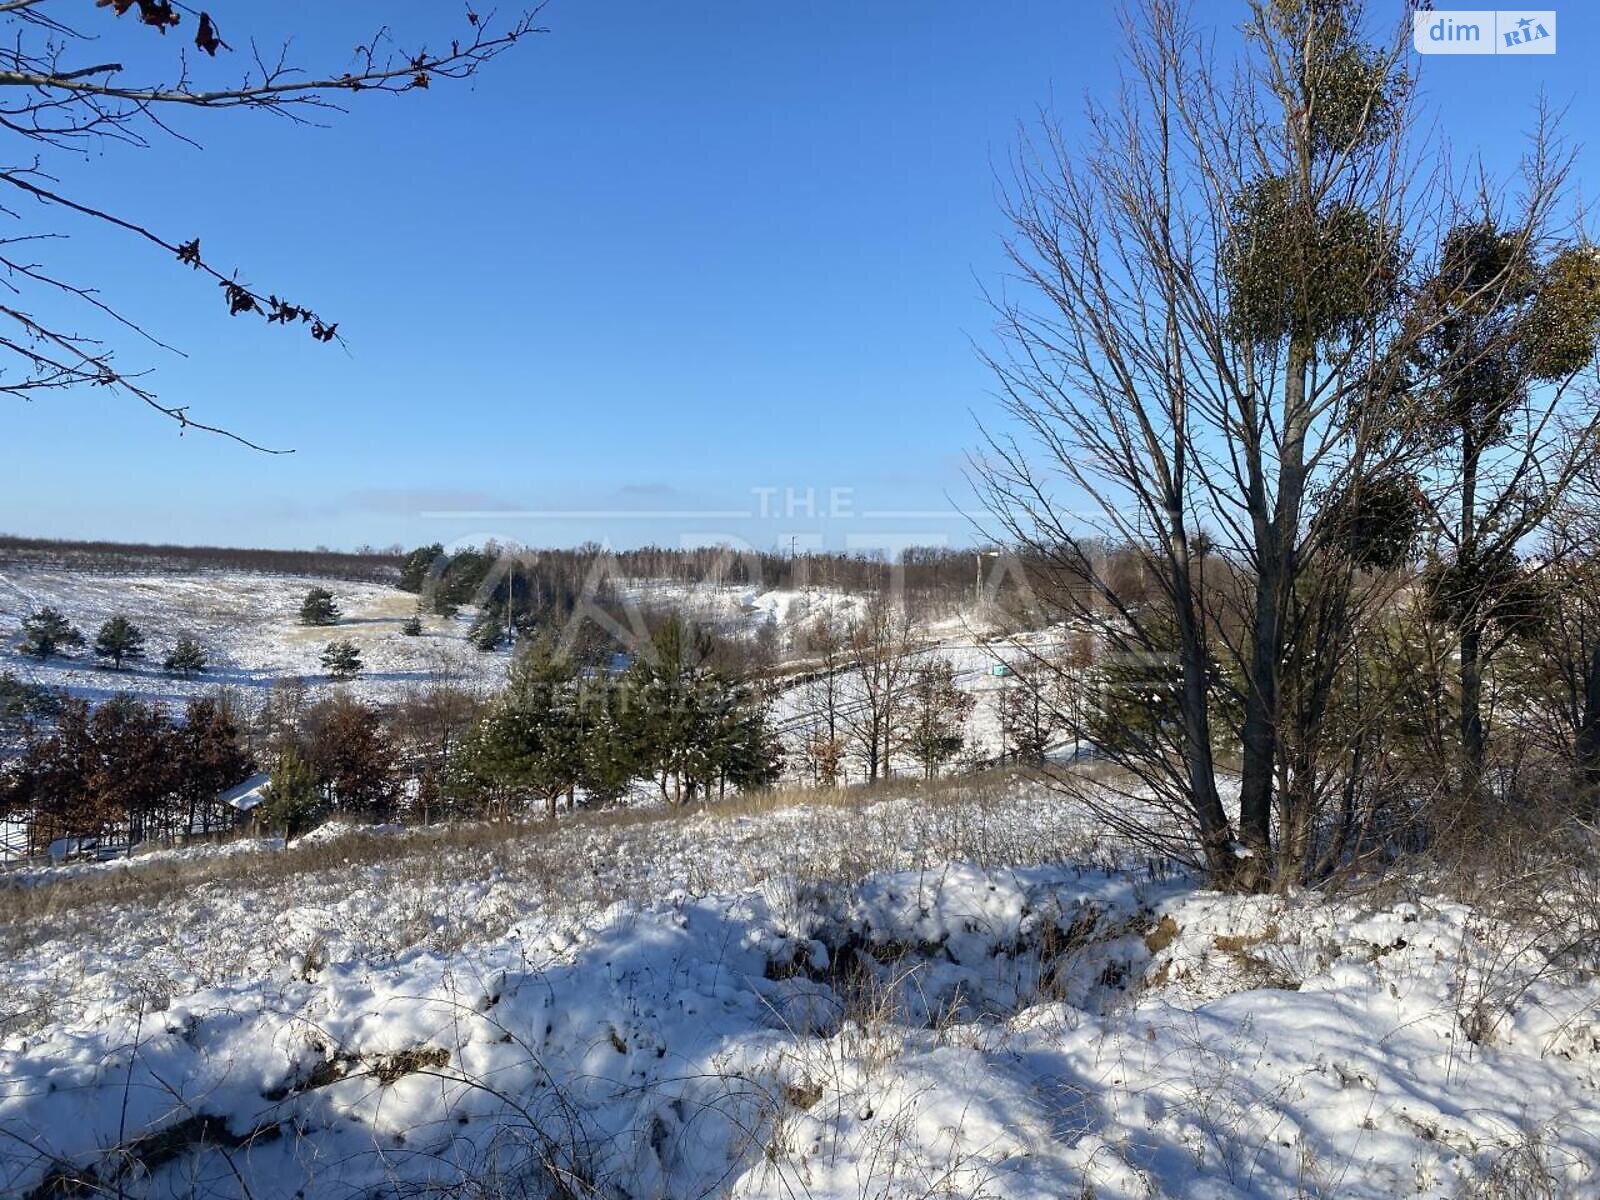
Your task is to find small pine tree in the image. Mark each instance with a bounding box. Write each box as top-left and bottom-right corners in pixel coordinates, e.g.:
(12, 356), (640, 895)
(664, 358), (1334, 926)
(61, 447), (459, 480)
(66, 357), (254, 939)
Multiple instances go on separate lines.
(299, 587), (341, 626)
(906, 659), (975, 779)
(93, 615), (146, 670)
(321, 639), (363, 679)
(400, 615), (423, 637)
(259, 749), (321, 838)
(17, 607), (84, 660)
(468, 608), (506, 652)
(164, 638), (209, 677)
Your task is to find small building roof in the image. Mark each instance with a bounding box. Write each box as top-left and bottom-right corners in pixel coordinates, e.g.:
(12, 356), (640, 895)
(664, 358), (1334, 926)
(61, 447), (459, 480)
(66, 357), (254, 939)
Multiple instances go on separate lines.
(219, 771), (272, 812)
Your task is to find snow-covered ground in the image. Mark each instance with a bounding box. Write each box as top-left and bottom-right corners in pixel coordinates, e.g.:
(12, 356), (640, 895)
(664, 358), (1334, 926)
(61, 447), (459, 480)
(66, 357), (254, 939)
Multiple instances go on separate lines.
(0, 568), (890, 715)
(0, 567), (505, 708)
(770, 627), (1079, 769)
(616, 579), (874, 644)
(0, 564), (1043, 778)
(2, 778), (1596, 1199)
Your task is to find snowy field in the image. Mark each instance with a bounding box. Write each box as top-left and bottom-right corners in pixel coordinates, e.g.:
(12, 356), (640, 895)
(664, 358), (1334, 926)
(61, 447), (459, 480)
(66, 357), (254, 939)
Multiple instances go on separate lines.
(0, 564), (1047, 775)
(0, 568), (892, 714)
(1, 776), (1596, 1199)
(0, 566), (506, 708)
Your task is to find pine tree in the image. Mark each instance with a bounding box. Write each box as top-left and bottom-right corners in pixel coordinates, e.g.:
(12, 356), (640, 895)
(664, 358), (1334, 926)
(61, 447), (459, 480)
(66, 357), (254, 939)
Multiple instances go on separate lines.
(998, 659), (1073, 764)
(713, 689), (785, 795)
(259, 749), (321, 838)
(623, 616), (718, 805)
(398, 543), (445, 593)
(164, 638), (209, 677)
(0, 673), (62, 731)
(468, 606), (506, 651)
(18, 607), (84, 660)
(93, 615), (146, 670)
(321, 639), (363, 679)
(573, 676), (639, 807)
(905, 659), (974, 779)
(486, 636), (583, 816)
(400, 615), (423, 637)
(299, 587), (340, 626)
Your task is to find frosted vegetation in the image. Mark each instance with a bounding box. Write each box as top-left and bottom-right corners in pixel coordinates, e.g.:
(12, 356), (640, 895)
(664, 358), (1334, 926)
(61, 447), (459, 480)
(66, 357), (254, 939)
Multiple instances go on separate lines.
(1, 773), (1598, 1198)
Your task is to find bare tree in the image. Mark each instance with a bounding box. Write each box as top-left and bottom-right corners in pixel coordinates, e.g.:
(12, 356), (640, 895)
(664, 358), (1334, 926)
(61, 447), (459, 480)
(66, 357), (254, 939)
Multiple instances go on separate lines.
(973, 0), (1586, 886)
(842, 597), (916, 782)
(1406, 191), (1600, 798)
(797, 618), (849, 787)
(0, 2), (542, 447)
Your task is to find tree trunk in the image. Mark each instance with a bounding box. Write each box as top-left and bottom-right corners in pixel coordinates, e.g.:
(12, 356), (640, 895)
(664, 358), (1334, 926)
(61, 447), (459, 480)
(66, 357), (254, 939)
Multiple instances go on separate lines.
(1577, 640), (1600, 795)
(1170, 538), (1234, 878)
(1237, 335), (1311, 883)
(1459, 621), (1486, 799)
(1453, 420), (1489, 807)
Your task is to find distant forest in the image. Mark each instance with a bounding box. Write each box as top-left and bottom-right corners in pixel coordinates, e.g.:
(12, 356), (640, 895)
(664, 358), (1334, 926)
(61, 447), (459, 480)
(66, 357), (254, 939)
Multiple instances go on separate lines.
(0, 536), (1012, 605)
(0, 536), (406, 581)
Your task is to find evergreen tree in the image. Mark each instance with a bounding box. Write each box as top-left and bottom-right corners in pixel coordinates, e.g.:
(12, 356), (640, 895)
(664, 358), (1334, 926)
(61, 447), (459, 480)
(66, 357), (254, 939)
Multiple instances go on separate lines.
(905, 659), (974, 779)
(621, 616), (781, 803)
(400, 615), (424, 637)
(399, 543), (445, 593)
(468, 607), (507, 651)
(713, 689), (785, 795)
(259, 749), (321, 839)
(623, 616), (718, 805)
(164, 638), (209, 677)
(459, 636), (583, 817)
(299, 587), (340, 626)
(18, 607), (84, 660)
(0, 673), (62, 731)
(93, 615), (146, 670)
(321, 639), (363, 679)
(573, 676), (640, 806)
(998, 660), (1071, 764)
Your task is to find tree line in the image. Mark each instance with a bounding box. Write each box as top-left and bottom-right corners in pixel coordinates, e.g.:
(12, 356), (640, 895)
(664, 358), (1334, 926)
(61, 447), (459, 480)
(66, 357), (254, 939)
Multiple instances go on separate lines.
(0, 536), (405, 582)
(0, 611), (790, 854)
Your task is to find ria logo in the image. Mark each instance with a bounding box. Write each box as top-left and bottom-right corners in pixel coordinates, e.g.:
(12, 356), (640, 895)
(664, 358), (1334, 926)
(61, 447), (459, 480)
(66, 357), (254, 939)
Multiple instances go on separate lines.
(1412, 10), (1556, 55)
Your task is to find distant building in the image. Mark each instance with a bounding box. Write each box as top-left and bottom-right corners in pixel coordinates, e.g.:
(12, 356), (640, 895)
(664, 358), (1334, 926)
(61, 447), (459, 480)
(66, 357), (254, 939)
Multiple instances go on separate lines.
(219, 771), (272, 815)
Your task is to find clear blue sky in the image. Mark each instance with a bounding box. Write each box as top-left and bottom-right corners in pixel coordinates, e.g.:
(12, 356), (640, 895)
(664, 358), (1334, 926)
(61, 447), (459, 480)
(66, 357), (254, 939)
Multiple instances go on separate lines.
(4, 1), (1594, 555)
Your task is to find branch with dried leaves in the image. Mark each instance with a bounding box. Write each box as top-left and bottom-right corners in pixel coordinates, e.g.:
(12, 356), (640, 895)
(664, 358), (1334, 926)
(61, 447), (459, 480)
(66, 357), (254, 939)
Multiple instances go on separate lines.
(0, 2), (545, 449)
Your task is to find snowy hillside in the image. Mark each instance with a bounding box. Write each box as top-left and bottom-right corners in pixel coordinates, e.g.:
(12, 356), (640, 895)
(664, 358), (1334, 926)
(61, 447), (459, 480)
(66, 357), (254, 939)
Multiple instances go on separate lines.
(1, 777), (1596, 1199)
(0, 567), (505, 707)
(0, 565), (1047, 775)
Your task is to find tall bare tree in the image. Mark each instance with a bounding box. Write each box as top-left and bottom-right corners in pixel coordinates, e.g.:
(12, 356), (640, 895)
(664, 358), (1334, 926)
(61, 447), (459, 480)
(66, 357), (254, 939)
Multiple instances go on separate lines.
(976, 0), (1591, 887)
(842, 597), (916, 782)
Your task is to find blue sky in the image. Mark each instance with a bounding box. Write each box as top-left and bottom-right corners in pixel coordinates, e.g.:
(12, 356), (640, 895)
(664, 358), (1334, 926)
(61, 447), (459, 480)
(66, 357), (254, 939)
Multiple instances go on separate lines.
(4, 1), (1594, 554)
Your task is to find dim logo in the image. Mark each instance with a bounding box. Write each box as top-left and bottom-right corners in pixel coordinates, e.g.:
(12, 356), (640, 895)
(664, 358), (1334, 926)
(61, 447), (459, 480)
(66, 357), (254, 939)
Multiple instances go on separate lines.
(1413, 10), (1556, 54)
